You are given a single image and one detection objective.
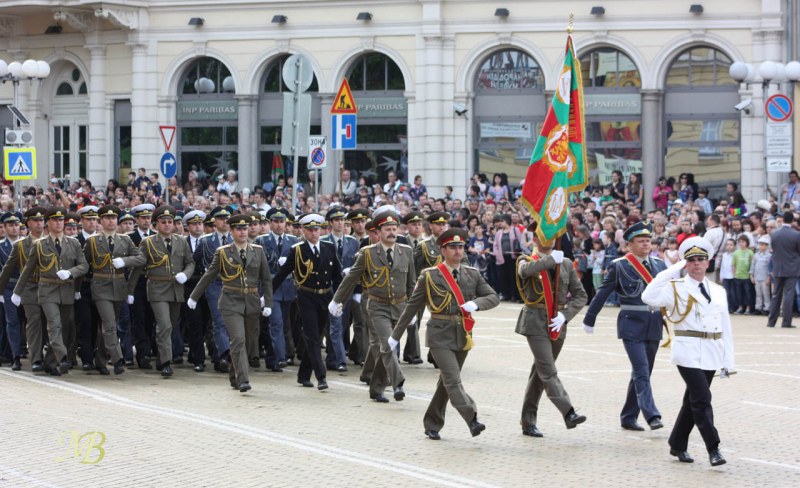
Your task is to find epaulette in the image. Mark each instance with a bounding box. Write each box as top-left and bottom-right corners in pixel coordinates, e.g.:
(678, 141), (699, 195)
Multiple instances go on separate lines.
(291, 241), (303, 248)
(462, 265), (478, 271)
(219, 243), (232, 251)
(612, 256), (627, 263)
(396, 242), (412, 251)
(343, 235), (358, 242)
(250, 243), (263, 250)
(320, 240), (335, 248)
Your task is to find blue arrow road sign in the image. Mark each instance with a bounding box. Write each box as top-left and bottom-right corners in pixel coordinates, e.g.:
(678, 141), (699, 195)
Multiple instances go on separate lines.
(331, 114), (357, 150)
(161, 152), (177, 179)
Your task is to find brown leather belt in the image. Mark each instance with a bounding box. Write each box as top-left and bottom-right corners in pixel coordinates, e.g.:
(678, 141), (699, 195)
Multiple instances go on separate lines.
(39, 277), (73, 284)
(298, 285), (331, 295)
(93, 272), (124, 280)
(675, 330), (722, 340)
(147, 275), (173, 282)
(430, 313), (462, 321)
(223, 285), (259, 294)
(525, 303), (567, 310)
(368, 294), (408, 305)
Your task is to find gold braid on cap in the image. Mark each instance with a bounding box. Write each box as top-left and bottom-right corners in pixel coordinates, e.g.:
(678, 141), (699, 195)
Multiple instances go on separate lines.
(88, 236), (112, 270)
(424, 269), (453, 314)
(514, 255), (546, 307)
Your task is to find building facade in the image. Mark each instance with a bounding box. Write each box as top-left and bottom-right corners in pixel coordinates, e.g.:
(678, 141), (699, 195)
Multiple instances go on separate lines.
(0, 0), (796, 207)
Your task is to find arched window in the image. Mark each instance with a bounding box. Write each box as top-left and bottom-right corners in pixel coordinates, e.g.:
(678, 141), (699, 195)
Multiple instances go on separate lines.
(50, 65), (88, 178)
(348, 53), (405, 92)
(664, 46), (739, 197)
(579, 47), (642, 188)
(177, 57), (238, 185)
(473, 48), (545, 185)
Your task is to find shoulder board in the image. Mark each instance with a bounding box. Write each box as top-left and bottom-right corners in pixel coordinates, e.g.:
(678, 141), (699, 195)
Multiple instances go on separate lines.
(250, 243), (263, 250)
(66, 235), (79, 241)
(33, 236), (48, 244)
(343, 235), (358, 242)
(650, 256), (665, 263)
(319, 240), (334, 248)
(291, 242), (303, 248)
(462, 265), (478, 271)
(612, 256), (627, 263)
(396, 243), (412, 251)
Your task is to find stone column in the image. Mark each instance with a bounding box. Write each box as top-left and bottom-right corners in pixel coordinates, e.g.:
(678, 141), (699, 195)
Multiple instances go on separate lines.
(86, 45), (107, 185)
(640, 90), (663, 212)
(129, 41), (160, 176)
(235, 94), (257, 190)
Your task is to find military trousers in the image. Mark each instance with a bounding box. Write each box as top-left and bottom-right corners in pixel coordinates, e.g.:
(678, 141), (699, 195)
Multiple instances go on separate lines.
(424, 348), (475, 431)
(669, 367), (720, 454)
(149, 301), (180, 367)
(521, 329), (573, 427)
(75, 287), (98, 366)
(296, 291), (328, 382)
(366, 306), (405, 397)
(132, 282), (155, 363)
(223, 312), (260, 386)
(3, 288), (23, 359)
(621, 339), (661, 424)
(40, 302), (72, 365)
(22, 303), (43, 364)
(402, 309), (422, 362)
(94, 300), (123, 365)
(358, 298), (376, 382)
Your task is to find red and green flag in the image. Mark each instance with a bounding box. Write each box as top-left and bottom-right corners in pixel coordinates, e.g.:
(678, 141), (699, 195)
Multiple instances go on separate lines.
(271, 152), (285, 182)
(520, 35), (588, 245)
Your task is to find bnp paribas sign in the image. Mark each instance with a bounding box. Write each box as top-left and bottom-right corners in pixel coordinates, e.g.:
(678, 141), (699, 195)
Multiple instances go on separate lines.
(177, 100), (238, 121)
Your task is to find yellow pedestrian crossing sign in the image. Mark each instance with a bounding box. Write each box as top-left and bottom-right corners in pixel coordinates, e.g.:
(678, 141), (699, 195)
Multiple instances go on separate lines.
(3, 147), (37, 180)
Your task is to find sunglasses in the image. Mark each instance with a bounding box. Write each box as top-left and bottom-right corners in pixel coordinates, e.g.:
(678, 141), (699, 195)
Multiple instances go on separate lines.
(686, 257), (707, 263)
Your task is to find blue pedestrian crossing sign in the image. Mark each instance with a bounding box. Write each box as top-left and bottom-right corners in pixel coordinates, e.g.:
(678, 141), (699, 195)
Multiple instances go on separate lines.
(3, 146), (36, 180)
(331, 114), (357, 150)
(161, 152), (177, 179)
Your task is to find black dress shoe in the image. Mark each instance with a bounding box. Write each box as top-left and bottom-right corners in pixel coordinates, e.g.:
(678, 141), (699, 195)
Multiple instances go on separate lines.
(11, 358), (21, 371)
(160, 364), (173, 377)
(360, 376), (371, 384)
(82, 363), (93, 372)
(522, 425), (544, 437)
(138, 358), (152, 370)
(424, 430), (441, 440)
(31, 361), (44, 373)
(249, 357), (261, 368)
(59, 360), (71, 374)
(411, 357), (423, 365)
(173, 357), (184, 365)
(285, 358), (295, 366)
(270, 365), (283, 373)
(564, 410), (586, 429)
(670, 448), (694, 463)
(48, 367), (62, 377)
(709, 449), (726, 466)
(125, 360), (134, 367)
(370, 393), (389, 403)
(393, 386), (405, 401)
(298, 380), (314, 388)
(217, 359), (230, 373)
(469, 416), (486, 437)
(621, 421), (645, 431)
(239, 382), (252, 393)
(277, 361), (287, 369)
(782, 324), (797, 328)
(648, 417), (664, 430)
(194, 364), (205, 373)
(96, 365), (110, 376)
(318, 379), (329, 390)
(336, 364), (348, 372)
(114, 359), (125, 375)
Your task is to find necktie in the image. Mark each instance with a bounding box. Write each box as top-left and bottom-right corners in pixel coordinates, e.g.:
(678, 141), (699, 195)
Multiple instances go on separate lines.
(55, 238), (62, 255)
(453, 269), (459, 281)
(337, 238), (343, 260)
(277, 235), (283, 252)
(387, 248), (394, 268)
(642, 259), (651, 274)
(222, 235), (227, 245)
(240, 248), (246, 266)
(165, 238), (172, 254)
(413, 239), (418, 250)
(313, 245), (319, 258)
(108, 236), (114, 254)
(699, 282), (712, 303)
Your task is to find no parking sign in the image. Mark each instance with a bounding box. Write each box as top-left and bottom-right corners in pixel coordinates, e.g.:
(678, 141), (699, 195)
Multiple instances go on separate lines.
(308, 136), (327, 169)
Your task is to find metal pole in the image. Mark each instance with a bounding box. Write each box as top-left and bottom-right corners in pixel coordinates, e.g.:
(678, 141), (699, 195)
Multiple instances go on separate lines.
(764, 82), (770, 200)
(291, 58), (302, 213)
(314, 169), (319, 212)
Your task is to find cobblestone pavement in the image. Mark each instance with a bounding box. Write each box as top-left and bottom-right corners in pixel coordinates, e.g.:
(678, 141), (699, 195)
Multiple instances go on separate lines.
(1, 302), (798, 487)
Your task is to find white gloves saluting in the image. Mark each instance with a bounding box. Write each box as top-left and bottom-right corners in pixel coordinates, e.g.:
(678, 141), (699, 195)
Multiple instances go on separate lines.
(328, 301), (343, 317)
(667, 259), (687, 279)
(549, 312), (566, 333)
(460, 301), (478, 313)
(112, 258), (126, 269)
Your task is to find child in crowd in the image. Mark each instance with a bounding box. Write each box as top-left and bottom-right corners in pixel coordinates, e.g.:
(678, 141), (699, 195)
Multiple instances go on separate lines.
(599, 186), (615, 206)
(663, 237), (680, 266)
(732, 235), (755, 314)
(750, 235), (772, 315)
(588, 238), (606, 295)
(467, 225), (491, 267)
(720, 239), (737, 312)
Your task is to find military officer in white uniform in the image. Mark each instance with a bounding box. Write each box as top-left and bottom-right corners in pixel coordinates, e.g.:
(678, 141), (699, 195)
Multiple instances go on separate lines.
(642, 236), (735, 467)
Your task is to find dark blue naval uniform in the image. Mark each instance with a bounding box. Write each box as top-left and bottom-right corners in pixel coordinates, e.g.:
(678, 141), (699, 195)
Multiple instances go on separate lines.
(321, 232), (359, 369)
(256, 231), (298, 366)
(584, 253), (666, 426)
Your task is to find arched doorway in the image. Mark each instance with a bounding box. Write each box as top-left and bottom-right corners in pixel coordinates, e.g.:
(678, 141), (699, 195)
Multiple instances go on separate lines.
(50, 64), (88, 179)
(663, 46), (739, 197)
(176, 57), (237, 186)
(472, 48), (546, 186)
(580, 47), (642, 187)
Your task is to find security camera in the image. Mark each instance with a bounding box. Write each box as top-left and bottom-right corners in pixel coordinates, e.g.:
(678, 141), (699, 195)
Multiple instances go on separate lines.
(453, 103), (468, 116)
(734, 98), (752, 113)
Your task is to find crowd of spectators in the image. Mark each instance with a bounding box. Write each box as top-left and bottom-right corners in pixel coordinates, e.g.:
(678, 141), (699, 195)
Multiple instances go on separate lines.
(4, 165), (800, 314)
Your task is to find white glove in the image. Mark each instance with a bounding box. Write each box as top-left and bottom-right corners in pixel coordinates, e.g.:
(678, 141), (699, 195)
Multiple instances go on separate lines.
(0, 295), (4, 304)
(668, 259), (687, 279)
(11, 293), (21, 307)
(409, 315), (417, 326)
(342, 267), (351, 276)
(549, 312), (566, 333)
(720, 368), (730, 379)
(388, 337), (399, 351)
(187, 298), (197, 310)
(56, 270), (71, 280)
(127, 295), (134, 305)
(277, 256), (287, 266)
(550, 249), (565, 264)
(260, 296), (265, 307)
(328, 301), (343, 317)
(460, 301), (478, 313)
(353, 293), (362, 303)
(583, 323), (594, 335)
(262, 307), (272, 318)
(74, 292), (81, 300)
(175, 272), (188, 284)
(112, 257), (126, 269)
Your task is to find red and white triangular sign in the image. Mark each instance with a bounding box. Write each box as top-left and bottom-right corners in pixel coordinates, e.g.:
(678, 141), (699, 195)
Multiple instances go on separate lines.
(159, 125), (176, 152)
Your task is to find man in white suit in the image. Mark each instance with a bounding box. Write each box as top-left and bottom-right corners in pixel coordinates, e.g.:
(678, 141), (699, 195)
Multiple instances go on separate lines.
(642, 236), (735, 468)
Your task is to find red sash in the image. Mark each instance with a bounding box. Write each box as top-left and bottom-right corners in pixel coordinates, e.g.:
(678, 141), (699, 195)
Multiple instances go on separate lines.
(624, 253), (653, 283)
(530, 254), (559, 341)
(436, 263), (475, 350)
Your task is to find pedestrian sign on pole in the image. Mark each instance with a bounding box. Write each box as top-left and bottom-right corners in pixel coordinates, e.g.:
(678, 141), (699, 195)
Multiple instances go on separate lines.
(3, 147), (36, 180)
(331, 79), (358, 114)
(159, 125), (176, 151)
(331, 114), (357, 150)
(307, 136), (327, 169)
